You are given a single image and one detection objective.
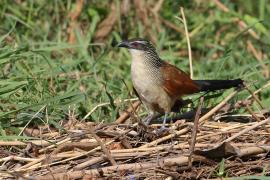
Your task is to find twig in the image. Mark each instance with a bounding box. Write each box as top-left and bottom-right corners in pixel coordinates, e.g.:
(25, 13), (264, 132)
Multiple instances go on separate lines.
(213, 0), (229, 12)
(199, 90), (239, 123)
(0, 141), (26, 146)
(0, 156), (39, 163)
(89, 126), (117, 166)
(139, 127), (189, 148)
(74, 151), (150, 170)
(19, 139), (116, 172)
(115, 100), (141, 124)
(74, 156), (106, 170)
(37, 146), (270, 180)
(155, 168), (180, 179)
(178, 7), (193, 78)
(51, 142), (99, 155)
(237, 146), (270, 157)
(39, 137), (71, 153)
(188, 97), (204, 167)
(246, 105), (270, 133)
(113, 143), (211, 154)
(82, 98), (138, 121)
(153, 0), (164, 13)
(94, 3), (118, 41)
(67, 0), (84, 44)
(15, 158), (44, 171)
(21, 127), (136, 172)
(247, 40), (269, 78)
(18, 105), (46, 137)
(244, 84), (264, 109)
(223, 117), (270, 143)
(246, 81), (270, 100)
(160, 17), (184, 33)
(38, 155), (192, 179)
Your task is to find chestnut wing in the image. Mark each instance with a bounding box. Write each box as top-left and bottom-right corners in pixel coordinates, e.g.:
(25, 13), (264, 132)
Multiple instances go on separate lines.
(160, 62), (200, 97)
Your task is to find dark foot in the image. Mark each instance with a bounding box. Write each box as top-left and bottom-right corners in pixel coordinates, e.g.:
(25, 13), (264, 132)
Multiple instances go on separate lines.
(143, 114), (162, 125)
(154, 126), (170, 136)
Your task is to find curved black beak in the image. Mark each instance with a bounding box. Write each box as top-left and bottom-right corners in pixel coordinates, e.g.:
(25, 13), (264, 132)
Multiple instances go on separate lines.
(117, 40), (130, 48)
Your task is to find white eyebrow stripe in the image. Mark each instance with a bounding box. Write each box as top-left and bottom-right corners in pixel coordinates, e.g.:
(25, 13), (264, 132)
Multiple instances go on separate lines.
(134, 40), (147, 44)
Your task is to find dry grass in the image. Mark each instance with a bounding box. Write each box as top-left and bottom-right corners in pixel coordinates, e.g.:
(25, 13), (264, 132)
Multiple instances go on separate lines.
(1, 84), (269, 179)
(1, 0), (270, 179)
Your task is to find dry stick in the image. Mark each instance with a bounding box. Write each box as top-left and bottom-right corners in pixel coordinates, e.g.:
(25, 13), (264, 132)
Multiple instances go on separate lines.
(238, 146), (270, 157)
(160, 17), (184, 33)
(51, 142), (99, 155)
(89, 127), (117, 166)
(139, 127), (189, 148)
(115, 100), (141, 124)
(67, 0), (83, 44)
(0, 156), (39, 163)
(82, 98), (138, 121)
(246, 105), (270, 133)
(39, 137), (71, 153)
(199, 90), (238, 123)
(150, 0), (164, 34)
(74, 156), (106, 170)
(188, 97), (204, 167)
(16, 158), (44, 171)
(179, 7), (193, 79)
(38, 145), (270, 180)
(19, 127), (136, 172)
(153, 0), (164, 13)
(247, 40), (269, 78)
(155, 168), (180, 179)
(75, 151), (150, 170)
(244, 84), (264, 109)
(0, 141), (26, 146)
(178, 7), (193, 112)
(28, 139), (57, 146)
(50, 151), (82, 158)
(18, 105), (46, 137)
(223, 117), (270, 143)
(246, 81), (270, 100)
(213, 0), (229, 12)
(113, 143), (211, 154)
(39, 156), (192, 180)
(17, 151), (86, 171)
(18, 139), (116, 172)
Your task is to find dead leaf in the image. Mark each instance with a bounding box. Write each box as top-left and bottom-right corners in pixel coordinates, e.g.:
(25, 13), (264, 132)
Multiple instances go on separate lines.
(94, 4), (117, 42)
(68, 0), (84, 44)
(194, 142), (237, 159)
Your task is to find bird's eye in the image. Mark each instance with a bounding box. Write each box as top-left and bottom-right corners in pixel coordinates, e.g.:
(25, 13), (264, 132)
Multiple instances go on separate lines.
(132, 42), (139, 47)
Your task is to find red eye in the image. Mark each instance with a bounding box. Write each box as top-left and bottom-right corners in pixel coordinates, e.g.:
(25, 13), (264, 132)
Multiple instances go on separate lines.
(132, 42), (139, 47)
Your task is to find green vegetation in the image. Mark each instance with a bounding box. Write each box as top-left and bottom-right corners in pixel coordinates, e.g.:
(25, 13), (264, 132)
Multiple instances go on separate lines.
(0, 0), (269, 135)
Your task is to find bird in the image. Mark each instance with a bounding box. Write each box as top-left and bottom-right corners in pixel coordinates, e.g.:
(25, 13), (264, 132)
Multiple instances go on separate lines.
(117, 38), (243, 130)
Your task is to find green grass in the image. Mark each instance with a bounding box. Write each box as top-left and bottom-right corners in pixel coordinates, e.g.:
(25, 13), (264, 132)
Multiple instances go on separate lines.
(0, 0), (269, 136)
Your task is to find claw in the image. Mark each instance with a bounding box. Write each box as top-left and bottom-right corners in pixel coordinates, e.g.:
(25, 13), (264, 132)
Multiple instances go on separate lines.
(143, 113), (161, 125)
(154, 126), (170, 136)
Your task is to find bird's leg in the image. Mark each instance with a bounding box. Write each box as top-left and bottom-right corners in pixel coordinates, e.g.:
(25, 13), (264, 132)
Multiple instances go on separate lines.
(161, 113), (168, 128)
(143, 112), (161, 125)
(155, 113), (170, 135)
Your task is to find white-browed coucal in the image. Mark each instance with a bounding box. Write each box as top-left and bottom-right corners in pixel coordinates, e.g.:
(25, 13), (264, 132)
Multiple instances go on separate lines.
(117, 38), (243, 128)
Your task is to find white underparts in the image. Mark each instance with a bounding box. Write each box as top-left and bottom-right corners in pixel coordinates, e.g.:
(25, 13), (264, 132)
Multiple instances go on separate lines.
(129, 49), (175, 113)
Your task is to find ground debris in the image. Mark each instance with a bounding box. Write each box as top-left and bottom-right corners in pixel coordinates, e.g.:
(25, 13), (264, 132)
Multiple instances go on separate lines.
(1, 98), (270, 179)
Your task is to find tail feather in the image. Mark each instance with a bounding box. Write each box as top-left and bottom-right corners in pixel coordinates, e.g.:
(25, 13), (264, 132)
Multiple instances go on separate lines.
(194, 79), (243, 92)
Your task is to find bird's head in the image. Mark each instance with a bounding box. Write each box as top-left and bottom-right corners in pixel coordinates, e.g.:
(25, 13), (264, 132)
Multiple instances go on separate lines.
(117, 38), (158, 56)
(117, 38), (153, 50)
(117, 38), (160, 63)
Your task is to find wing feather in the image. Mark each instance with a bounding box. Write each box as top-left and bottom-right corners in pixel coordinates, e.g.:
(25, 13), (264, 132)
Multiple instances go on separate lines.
(160, 62), (200, 97)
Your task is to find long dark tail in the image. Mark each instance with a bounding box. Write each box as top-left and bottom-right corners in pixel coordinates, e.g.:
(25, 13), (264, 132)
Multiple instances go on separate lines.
(194, 79), (244, 92)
